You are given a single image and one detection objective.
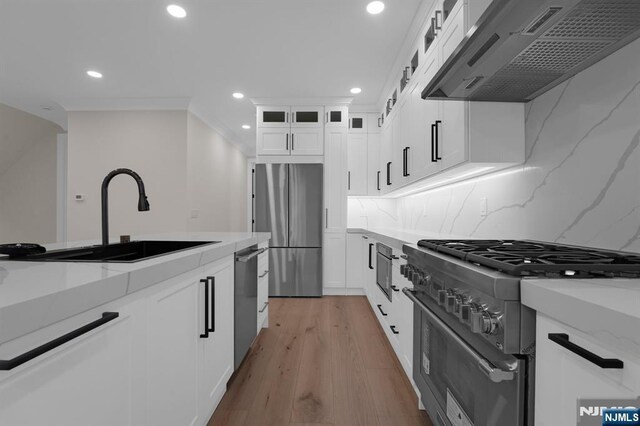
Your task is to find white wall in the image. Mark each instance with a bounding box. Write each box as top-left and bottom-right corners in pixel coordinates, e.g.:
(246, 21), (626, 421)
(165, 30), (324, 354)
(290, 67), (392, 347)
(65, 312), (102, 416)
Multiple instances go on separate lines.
(186, 112), (247, 232)
(66, 110), (189, 241)
(0, 103), (61, 244)
(66, 110), (248, 242)
(349, 38), (640, 253)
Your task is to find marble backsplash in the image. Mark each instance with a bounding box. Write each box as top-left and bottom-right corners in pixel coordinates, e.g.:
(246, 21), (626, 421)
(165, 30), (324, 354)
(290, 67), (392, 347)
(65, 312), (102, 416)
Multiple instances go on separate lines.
(348, 38), (640, 253)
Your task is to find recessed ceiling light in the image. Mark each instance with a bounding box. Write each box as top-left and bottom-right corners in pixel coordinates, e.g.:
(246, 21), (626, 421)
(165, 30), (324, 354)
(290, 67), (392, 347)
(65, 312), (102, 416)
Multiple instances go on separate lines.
(242, 124), (251, 129)
(350, 87), (362, 94)
(366, 1), (385, 14)
(232, 92), (244, 99)
(166, 4), (187, 18)
(86, 70), (103, 79)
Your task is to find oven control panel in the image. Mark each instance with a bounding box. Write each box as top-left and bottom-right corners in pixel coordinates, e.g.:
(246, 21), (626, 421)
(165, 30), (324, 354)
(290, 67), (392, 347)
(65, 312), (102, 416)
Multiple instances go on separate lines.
(401, 263), (499, 337)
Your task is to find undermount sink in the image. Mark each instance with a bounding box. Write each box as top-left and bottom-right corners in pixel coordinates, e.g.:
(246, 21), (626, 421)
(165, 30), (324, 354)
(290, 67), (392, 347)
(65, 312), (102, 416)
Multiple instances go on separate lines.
(4, 240), (219, 263)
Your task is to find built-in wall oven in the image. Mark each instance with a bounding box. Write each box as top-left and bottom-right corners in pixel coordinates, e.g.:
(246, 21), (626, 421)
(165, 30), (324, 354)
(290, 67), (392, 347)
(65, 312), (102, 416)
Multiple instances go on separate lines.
(376, 243), (396, 301)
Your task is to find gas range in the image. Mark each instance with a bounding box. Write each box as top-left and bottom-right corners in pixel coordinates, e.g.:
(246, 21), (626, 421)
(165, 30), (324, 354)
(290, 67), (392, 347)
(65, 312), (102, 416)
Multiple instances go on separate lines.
(417, 239), (640, 278)
(402, 239), (640, 355)
(401, 239), (640, 426)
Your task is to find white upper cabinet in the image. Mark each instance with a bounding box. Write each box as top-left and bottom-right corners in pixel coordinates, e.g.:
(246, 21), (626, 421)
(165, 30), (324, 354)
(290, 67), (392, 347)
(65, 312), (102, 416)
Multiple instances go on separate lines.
(291, 106), (323, 128)
(347, 133), (368, 196)
(367, 133), (381, 195)
(324, 126), (348, 231)
(367, 112), (381, 134)
(257, 106), (291, 128)
(348, 113), (367, 134)
(291, 128), (324, 156)
(257, 105), (324, 156)
(257, 128), (290, 156)
(325, 106), (348, 128)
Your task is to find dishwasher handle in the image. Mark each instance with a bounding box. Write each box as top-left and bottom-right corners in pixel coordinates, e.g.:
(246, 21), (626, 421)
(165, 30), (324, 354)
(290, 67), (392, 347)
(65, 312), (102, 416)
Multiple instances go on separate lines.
(236, 248), (267, 263)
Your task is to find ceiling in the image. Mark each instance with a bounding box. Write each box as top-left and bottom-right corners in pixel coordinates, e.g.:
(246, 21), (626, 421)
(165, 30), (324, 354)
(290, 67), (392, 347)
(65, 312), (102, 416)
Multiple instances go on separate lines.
(0, 0), (423, 154)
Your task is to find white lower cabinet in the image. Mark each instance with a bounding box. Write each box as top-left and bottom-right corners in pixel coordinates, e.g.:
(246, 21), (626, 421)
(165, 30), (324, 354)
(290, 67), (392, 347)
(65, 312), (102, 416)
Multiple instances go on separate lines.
(535, 313), (640, 426)
(323, 232), (347, 292)
(198, 258), (235, 423)
(0, 297), (146, 426)
(147, 269), (202, 426)
(0, 256), (236, 426)
(346, 233), (364, 289)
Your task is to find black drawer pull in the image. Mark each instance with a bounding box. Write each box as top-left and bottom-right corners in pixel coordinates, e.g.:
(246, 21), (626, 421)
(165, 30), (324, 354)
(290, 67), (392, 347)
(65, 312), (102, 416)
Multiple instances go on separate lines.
(390, 285), (400, 292)
(548, 333), (623, 369)
(200, 278), (210, 338)
(368, 243), (374, 270)
(0, 312), (119, 371)
(377, 304), (388, 316)
(390, 325), (399, 334)
(209, 276), (216, 333)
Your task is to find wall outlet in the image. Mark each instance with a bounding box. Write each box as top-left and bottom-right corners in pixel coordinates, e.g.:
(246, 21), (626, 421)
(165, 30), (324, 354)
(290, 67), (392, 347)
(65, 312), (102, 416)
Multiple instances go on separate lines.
(480, 197), (488, 217)
(74, 194), (85, 201)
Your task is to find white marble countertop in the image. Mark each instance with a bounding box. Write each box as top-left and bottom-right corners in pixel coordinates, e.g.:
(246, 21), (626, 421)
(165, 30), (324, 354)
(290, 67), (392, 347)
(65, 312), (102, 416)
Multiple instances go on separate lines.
(0, 232), (270, 344)
(347, 227), (460, 251)
(522, 278), (640, 355)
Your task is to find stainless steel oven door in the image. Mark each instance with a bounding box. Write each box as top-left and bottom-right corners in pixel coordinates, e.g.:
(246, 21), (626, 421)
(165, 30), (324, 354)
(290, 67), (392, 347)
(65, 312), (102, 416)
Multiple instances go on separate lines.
(376, 252), (392, 301)
(405, 289), (526, 426)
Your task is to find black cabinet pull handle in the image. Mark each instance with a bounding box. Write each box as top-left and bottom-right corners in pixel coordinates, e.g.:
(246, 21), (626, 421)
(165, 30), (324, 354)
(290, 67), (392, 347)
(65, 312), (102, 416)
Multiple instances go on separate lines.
(200, 278), (210, 338)
(368, 243), (374, 270)
(435, 10), (443, 30)
(390, 325), (399, 334)
(431, 123), (437, 162)
(292, 112), (295, 122)
(377, 304), (388, 316)
(286, 112), (289, 123)
(391, 285), (400, 292)
(208, 276), (216, 333)
(548, 333), (623, 369)
(0, 312), (119, 370)
(386, 162), (392, 185)
(377, 171), (381, 190)
(378, 117), (382, 127)
(286, 133), (289, 151)
(348, 171), (351, 190)
(435, 120), (442, 160)
(292, 133), (295, 151)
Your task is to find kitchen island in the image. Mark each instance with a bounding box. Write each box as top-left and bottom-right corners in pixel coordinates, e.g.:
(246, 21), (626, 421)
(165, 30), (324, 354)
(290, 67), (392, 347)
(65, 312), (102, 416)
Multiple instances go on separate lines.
(0, 232), (269, 426)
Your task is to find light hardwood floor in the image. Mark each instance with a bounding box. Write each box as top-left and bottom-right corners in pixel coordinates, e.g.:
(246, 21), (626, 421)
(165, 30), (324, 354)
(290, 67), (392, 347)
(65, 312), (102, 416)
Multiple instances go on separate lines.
(208, 296), (433, 426)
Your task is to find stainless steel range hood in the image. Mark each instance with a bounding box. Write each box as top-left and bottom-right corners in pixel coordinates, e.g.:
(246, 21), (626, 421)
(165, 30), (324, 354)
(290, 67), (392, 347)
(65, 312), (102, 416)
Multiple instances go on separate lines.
(422, 0), (640, 102)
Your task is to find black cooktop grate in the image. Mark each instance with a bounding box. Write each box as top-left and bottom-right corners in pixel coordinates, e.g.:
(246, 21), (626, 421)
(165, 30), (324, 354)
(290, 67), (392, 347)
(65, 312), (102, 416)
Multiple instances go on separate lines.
(416, 239), (640, 277)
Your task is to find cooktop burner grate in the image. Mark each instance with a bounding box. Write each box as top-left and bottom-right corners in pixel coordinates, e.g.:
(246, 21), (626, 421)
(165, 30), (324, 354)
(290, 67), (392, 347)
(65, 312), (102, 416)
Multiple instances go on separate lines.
(417, 239), (640, 277)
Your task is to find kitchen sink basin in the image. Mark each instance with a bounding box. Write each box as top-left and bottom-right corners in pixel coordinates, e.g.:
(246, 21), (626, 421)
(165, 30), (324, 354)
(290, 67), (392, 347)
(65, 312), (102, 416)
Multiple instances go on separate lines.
(2, 240), (219, 263)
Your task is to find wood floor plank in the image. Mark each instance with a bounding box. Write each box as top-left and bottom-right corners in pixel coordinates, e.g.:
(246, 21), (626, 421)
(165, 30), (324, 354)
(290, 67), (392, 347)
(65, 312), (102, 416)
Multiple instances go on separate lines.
(216, 326), (281, 411)
(208, 296), (431, 426)
(206, 409), (248, 426)
(331, 328), (381, 426)
(366, 367), (423, 419)
(378, 414), (434, 426)
(242, 300), (308, 426)
(291, 300), (334, 423)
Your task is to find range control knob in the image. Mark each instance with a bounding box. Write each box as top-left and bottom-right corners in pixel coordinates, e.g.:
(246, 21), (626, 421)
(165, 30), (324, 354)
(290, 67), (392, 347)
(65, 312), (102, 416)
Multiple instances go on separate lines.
(470, 310), (498, 335)
(453, 294), (467, 315)
(458, 303), (471, 322)
(411, 272), (423, 286)
(437, 289), (447, 306)
(400, 264), (407, 276)
(419, 273), (432, 288)
(445, 294), (457, 313)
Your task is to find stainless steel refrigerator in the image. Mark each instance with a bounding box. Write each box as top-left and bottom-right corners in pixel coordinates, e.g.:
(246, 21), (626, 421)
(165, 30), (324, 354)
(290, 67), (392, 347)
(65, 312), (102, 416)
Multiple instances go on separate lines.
(255, 164), (323, 297)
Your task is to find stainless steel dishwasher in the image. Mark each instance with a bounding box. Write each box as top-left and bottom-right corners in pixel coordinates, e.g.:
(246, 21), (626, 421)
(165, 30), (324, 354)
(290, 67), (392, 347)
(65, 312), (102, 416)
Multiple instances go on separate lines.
(234, 245), (265, 369)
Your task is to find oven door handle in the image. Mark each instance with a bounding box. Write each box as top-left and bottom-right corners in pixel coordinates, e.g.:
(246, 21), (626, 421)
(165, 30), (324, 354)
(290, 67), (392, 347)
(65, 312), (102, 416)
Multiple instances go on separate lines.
(402, 288), (516, 383)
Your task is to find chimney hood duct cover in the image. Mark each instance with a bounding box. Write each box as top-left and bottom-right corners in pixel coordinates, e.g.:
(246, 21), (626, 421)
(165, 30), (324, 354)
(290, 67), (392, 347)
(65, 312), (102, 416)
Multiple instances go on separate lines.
(422, 0), (640, 102)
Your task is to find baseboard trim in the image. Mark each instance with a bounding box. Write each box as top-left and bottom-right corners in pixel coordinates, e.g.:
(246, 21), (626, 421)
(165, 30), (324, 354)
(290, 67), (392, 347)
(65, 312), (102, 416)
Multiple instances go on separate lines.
(322, 287), (365, 296)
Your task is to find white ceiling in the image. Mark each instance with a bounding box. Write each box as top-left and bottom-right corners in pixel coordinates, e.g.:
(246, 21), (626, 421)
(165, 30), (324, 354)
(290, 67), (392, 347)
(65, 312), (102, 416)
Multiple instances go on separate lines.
(0, 0), (423, 154)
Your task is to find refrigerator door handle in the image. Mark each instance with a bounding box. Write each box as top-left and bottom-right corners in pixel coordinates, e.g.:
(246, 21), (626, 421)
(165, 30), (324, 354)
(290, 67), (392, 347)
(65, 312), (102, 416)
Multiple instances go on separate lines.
(325, 208), (328, 228)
